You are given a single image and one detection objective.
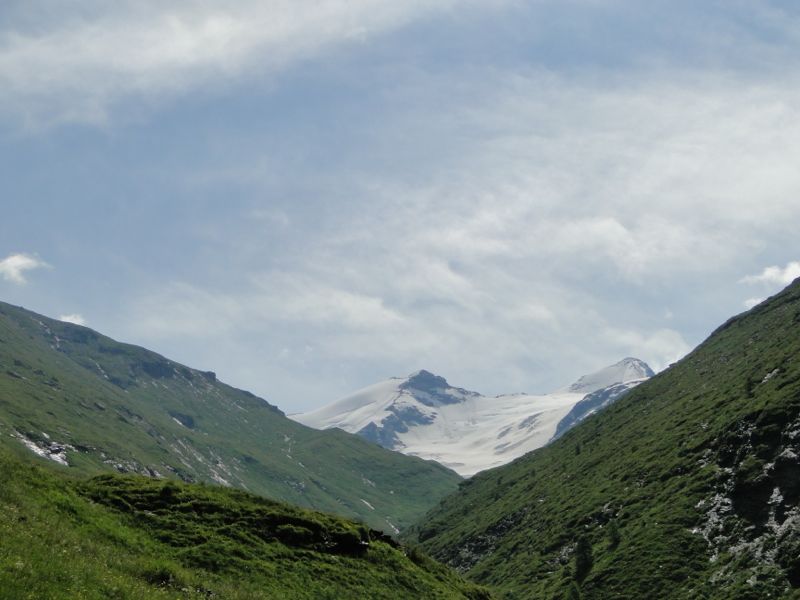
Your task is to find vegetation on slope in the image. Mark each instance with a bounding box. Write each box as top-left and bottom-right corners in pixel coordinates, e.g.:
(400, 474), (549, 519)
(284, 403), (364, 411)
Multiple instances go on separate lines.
(0, 444), (489, 599)
(407, 280), (800, 599)
(0, 300), (460, 533)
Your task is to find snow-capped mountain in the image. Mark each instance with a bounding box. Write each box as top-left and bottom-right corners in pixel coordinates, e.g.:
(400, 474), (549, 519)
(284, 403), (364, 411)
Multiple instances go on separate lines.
(293, 358), (653, 477)
(550, 378), (647, 441)
(565, 358), (653, 393)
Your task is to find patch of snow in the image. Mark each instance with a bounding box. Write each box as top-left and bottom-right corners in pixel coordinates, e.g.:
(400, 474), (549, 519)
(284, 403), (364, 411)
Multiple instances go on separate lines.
(13, 431), (72, 466)
(762, 368), (780, 384)
(385, 518), (400, 535)
(210, 471), (231, 486)
(92, 360), (109, 380)
(360, 499), (375, 510)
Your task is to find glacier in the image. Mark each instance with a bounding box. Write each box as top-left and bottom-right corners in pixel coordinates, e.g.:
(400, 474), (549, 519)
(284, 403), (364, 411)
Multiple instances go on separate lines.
(293, 358), (653, 477)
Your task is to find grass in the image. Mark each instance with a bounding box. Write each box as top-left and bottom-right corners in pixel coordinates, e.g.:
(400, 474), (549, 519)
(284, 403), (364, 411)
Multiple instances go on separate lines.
(0, 443), (490, 599)
(407, 280), (800, 599)
(0, 299), (461, 533)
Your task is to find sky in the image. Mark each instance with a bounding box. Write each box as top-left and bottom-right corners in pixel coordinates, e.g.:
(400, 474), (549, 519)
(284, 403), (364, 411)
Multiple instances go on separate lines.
(2, 1), (800, 412)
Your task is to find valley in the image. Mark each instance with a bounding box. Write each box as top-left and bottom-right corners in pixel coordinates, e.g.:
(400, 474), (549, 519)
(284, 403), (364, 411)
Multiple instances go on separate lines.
(3, 281), (800, 598)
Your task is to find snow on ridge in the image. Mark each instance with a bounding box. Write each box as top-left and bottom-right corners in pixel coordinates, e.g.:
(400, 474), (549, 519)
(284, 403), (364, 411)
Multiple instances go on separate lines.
(295, 378), (401, 432)
(567, 357), (654, 394)
(292, 359), (653, 477)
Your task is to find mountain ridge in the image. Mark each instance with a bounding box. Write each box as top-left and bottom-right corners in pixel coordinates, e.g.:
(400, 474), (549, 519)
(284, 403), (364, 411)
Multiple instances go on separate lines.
(294, 358), (653, 476)
(0, 300), (461, 533)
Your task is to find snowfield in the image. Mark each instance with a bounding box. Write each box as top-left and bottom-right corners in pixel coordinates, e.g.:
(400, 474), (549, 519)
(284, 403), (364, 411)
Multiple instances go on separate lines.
(293, 358), (653, 477)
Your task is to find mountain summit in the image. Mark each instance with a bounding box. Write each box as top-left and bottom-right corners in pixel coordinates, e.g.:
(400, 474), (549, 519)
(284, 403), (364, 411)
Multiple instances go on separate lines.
(567, 357), (655, 393)
(399, 370), (479, 406)
(294, 360), (652, 476)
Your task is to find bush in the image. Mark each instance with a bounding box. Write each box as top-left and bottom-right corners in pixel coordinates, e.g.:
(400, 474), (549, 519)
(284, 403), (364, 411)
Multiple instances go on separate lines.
(138, 559), (185, 588)
(332, 527), (368, 554)
(606, 521), (620, 550)
(574, 536), (593, 583)
(564, 582), (582, 600)
(276, 524), (315, 546)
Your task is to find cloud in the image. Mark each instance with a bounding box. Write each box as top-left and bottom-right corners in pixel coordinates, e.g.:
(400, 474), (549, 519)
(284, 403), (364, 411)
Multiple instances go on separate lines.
(0, 0), (460, 126)
(741, 261), (800, 286)
(601, 326), (691, 373)
(15, 1), (800, 409)
(122, 253), (690, 405)
(0, 253), (48, 284)
(743, 298), (765, 310)
(331, 67), (800, 289)
(58, 314), (87, 326)
(113, 64), (800, 405)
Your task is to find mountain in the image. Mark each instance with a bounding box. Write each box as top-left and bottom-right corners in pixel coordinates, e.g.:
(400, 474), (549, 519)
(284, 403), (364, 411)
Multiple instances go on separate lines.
(565, 357), (653, 393)
(293, 359), (652, 477)
(0, 443), (489, 599)
(550, 378), (646, 441)
(405, 280), (800, 599)
(0, 300), (461, 533)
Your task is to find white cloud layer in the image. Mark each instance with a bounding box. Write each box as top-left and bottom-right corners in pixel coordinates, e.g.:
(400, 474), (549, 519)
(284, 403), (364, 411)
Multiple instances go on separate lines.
(58, 313), (87, 326)
(742, 261), (800, 286)
(110, 62), (800, 405)
(4, 2), (800, 409)
(0, 0), (459, 125)
(743, 298), (765, 310)
(0, 253), (48, 284)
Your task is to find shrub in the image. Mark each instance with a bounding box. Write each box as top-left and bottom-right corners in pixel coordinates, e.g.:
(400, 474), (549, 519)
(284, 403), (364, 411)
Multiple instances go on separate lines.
(574, 536), (593, 583)
(276, 524), (315, 546)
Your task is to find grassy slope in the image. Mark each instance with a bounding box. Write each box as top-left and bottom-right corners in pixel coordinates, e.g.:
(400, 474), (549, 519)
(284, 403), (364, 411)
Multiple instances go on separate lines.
(408, 280), (800, 599)
(0, 300), (460, 533)
(0, 444), (489, 600)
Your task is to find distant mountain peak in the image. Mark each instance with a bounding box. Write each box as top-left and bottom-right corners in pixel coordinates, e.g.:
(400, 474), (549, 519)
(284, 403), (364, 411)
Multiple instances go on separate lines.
(568, 357), (654, 394)
(401, 370), (450, 393)
(618, 357), (655, 373)
(399, 369), (478, 408)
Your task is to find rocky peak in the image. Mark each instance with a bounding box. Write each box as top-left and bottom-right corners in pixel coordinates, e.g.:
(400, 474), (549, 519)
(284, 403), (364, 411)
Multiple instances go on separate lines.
(401, 370), (450, 393)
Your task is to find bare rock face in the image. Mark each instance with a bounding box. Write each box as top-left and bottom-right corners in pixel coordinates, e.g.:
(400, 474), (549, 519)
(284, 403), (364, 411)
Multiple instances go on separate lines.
(697, 400), (800, 587)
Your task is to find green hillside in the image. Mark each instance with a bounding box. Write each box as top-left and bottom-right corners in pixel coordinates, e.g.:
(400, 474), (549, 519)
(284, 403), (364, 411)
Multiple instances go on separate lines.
(407, 279), (800, 599)
(0, 300), (460, 533)
(0, 443), (489, 599)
